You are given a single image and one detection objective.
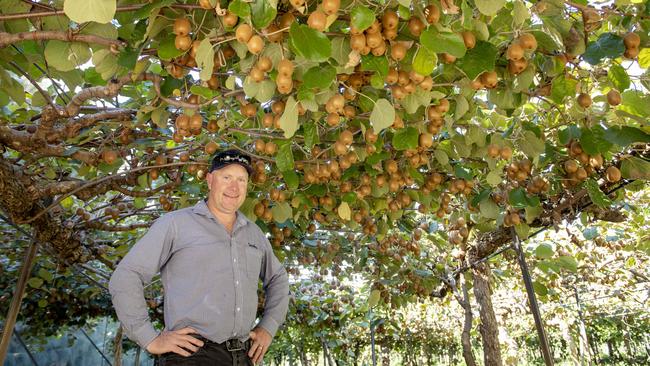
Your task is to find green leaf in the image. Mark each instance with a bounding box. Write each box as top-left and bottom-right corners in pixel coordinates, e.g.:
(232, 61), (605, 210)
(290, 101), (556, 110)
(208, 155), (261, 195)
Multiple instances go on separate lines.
(251, 0), (277, 29)
(228, 0), (251, 18)
(457, 41), (498, 80)
(515, 223), (530, 239)
(638, 47), (650, 69)
(38, 268), (53, 282)
(620, 90), (650, 117)
(580, 126), (612, 155)
(532, 281), (548, 297)
(584, 178), (612, 208)
(370, 99), (395, 133)
(279, 96), (299, 138)
(133, 0), (175, 20)
(475, 0), (506, 15)
(368, 289), (381, 308)
(620, 156), (650, 180)
(512, 0), (530, 26)
(350, 5), (375, 32)
(420, 27), (466, 58)
(271, 202), (292, 223)
(392, 127), (418, 150)
(338, 202), (351, 221)
(44, 40), (91, 72)
(64, 0), (116, 24)
(550, 75), (578, 103)
(361, 55), (389, 77)
(412, 46), (437, 75)
(28, 277), (44, 288)
(535, 243), (554, 259)
(282, 171), (299, 190)
(479, 198), (499, 219)
(302, 65), (336, 89)
(303, 121), (319, 148)
(583, 33), (625, 65)
(509, 187), (540, 208)
(454, 165), (473, 180)
(608, 64), (630, 91)
(276, 142), (295, 172)
(558, 125), (581, 145)
(289, 23), (332, 62)
(555, 256), (578, 273)
(517, 130), (545, 159)
(603, 126), (650, 147)
(486, 170), (502, 187)
(195, 40), (215, 81)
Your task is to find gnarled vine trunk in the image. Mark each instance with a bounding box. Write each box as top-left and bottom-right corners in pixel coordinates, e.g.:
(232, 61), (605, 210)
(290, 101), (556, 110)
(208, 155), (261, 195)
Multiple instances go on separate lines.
(473, 262), (503, 366)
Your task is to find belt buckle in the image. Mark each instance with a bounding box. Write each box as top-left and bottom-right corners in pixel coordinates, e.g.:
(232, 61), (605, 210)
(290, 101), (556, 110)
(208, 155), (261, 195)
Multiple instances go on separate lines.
(225, 339), (244, 352)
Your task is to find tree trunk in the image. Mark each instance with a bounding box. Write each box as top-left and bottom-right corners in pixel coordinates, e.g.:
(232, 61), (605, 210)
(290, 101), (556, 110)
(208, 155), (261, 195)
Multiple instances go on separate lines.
(472, 262), (503, 366)
(381, 345), (390, 366)
(460, 277), (478, 366)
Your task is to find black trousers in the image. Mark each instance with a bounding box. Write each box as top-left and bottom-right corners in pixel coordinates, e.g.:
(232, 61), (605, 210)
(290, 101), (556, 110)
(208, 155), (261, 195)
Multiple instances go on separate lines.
(157, 337), (253, 366)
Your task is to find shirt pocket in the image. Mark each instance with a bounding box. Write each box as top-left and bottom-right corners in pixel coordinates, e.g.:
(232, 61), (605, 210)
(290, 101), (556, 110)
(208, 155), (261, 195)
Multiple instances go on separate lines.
(245, 244), (263, 280)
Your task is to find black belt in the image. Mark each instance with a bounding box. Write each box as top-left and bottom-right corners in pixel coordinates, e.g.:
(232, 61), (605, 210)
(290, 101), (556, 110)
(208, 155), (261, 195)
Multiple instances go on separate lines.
(197, 336), (251, 352)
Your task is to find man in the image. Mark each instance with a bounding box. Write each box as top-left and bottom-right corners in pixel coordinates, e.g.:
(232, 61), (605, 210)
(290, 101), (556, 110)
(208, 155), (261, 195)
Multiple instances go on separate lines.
(109, 149), (289, 365)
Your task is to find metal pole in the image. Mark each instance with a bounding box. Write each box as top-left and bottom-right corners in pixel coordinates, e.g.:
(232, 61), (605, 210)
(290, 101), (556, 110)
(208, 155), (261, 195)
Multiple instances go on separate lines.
(0, 240), (39, 364)
(370, 318), (376, 366)
(80, 328), (113, 366)
(511, 228), (554, 366)
(14, 330), (40, 366)
(573, 286), (594, 365)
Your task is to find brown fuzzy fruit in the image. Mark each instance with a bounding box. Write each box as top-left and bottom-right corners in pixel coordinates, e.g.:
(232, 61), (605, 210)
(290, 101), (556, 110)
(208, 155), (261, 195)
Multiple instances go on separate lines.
(605, 166), (621, 182)
(577, 93), (592, 108)
(223, 11), (238, 28)
(623, 32), (640, 49)
(382, 10), (399, 30)
(461, 31), (476, 49)
(564, 160), (578, 174)
(236, 24), (253, 43)
(307, 10), (327, 32)
(247, 35), (264, 54)
(606, 89), (621, 106)
(390, 43), (407, 61)
(173, 18), (191, 36)
(407, 17), (425, 37)
(174, 35), (192, 51)
(321, 0), (340, 15)
(518, 33), (537, 51)
(506, 43), (524, 60)
(480, 71), (498, 88)
(277, 59), (294, 76)
(424, 5), (440, 24)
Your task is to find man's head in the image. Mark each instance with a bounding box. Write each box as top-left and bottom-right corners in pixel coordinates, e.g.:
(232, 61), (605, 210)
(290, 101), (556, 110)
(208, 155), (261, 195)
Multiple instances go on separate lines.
(205, 150), (253, 216)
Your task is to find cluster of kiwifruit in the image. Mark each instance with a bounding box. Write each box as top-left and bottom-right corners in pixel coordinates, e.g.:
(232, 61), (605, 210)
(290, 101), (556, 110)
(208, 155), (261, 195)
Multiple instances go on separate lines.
(426, 98), (449, 135)
(505, 158), (533, 182)
(472, 70), (498, 90)
(253, 138), (278, 156)
(249, 56), (273, 83)
(253, 198), (274, 222)
(383, 159), (416, 193)
(363, 127), (378, 154)
(235, 23), (265, 54)
(276, 59), (295, 94)
(250, 160), (267, 184)
(387, 191), (413, 212)
(505, 33), (538, 75)
(563, 140), (621, 186)
(325, 93), (346, 126)
(158, 195), (174, 211)
(434, 192), (453, 218)
(388, 68), (435, 101)
(261, 99), (293, 129)
(403, 148), (430, 169)
(269, 224), (292, 247)
(420, 172), (445, 196)
(101, 149), (119, 165)
(447, 217), (469, 245)
(487, 143), (513, 160)
(174, 112), (203, 140)
(624, 32), (641, 59)
(448, 178), (475, 196)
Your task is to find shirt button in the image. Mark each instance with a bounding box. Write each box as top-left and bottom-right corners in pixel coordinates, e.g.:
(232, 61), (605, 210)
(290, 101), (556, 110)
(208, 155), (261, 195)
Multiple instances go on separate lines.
(235, 281), (239, 285)
(233, 258), (237, 263)
(237, 307), (240, 312)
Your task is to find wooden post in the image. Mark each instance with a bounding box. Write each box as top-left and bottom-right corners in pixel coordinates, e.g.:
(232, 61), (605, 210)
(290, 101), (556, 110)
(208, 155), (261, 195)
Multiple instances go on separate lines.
(573, 286), (594, 365)
(113, 325), (123, 366)
(370, 319), (377, 366)
(512, 228), (554, 366)
(0, 240), (38, 364)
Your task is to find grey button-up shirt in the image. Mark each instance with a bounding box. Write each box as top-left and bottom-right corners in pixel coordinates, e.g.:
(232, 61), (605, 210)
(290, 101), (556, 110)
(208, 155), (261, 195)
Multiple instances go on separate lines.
(108, 200), (289, 349)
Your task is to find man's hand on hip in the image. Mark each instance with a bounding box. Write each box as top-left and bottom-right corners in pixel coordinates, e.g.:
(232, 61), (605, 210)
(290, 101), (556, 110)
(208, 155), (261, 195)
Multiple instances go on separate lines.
(248, 327), (272, 364)
(145, 327), (204, 356)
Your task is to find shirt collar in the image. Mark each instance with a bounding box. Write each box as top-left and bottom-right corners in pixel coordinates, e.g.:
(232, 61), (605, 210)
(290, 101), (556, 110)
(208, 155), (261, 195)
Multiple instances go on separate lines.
(192, 199), (250, 230)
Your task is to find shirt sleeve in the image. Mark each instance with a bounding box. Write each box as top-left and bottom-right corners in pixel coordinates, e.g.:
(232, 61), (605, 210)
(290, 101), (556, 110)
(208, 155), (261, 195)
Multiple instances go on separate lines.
(255, 229), (289, 338)
(108, 215), (175, 349)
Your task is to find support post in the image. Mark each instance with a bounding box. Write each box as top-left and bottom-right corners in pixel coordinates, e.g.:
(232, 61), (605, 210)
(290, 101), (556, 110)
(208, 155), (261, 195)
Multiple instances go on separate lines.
(0, 239), (38, 364)
(573, 286), (593, 365)
(511, 228), (554, 366)
(370, 319), (377, 366)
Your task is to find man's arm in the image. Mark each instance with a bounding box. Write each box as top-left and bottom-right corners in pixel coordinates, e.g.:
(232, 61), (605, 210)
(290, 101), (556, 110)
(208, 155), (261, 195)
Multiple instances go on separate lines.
(108, 216), (175, 349)
(255, 231), (290, 338)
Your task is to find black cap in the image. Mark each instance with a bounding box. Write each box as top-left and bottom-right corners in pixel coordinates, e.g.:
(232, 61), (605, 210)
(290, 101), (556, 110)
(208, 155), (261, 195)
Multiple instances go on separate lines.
(209, 149), (254, 176)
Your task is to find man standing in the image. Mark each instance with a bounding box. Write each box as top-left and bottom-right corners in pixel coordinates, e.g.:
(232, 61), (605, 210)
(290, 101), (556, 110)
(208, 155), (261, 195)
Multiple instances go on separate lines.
(109, 150), (289, 365)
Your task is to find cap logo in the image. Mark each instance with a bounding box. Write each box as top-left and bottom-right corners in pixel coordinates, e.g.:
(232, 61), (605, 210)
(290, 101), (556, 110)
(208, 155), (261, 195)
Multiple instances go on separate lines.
(221, 155), (249, 164)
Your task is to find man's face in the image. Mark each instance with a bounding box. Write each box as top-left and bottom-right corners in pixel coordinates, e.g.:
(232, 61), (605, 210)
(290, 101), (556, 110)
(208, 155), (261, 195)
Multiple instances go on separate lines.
(206, 164), (249, 215)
